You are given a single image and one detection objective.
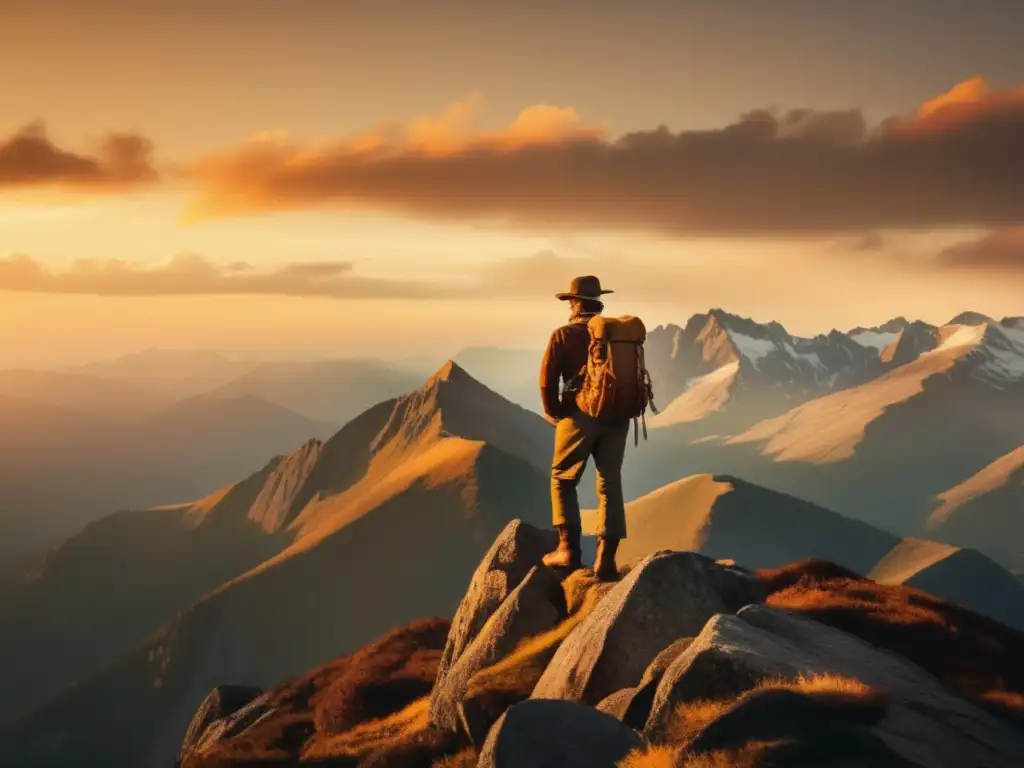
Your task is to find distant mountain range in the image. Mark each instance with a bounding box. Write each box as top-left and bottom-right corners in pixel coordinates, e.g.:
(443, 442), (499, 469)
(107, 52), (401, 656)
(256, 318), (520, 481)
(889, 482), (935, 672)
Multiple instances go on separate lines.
(0, 355), (426, 558)
(2, 360), (1022, 768)
(0, 391), (335, 560)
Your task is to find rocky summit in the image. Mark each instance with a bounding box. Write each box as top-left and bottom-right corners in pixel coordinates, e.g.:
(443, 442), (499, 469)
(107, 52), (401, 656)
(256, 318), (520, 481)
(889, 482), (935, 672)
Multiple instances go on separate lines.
(173, 519), (1024, 768)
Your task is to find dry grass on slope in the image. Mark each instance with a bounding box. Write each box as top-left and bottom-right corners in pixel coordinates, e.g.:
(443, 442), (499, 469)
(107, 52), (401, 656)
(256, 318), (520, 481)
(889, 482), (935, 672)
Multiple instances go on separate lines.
(257, 570), (615, 765)
(620, 675), (892, 768)
(757, 558), (1024, 725)
(183, 618), (451, 767)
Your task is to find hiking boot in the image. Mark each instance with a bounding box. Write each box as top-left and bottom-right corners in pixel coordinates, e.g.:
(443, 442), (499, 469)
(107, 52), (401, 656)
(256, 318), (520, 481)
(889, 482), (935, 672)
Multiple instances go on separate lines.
(594, 537), (620, 582)
(542, 524), (583, 571)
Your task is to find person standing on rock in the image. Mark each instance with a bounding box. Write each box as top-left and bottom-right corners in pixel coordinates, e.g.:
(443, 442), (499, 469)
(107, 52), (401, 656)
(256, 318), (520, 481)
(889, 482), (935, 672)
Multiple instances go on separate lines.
(538, 276), (657, 581)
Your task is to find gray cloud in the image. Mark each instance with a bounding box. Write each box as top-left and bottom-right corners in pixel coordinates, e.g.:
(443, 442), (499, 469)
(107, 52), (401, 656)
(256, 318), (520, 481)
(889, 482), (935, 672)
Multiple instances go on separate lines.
(0, 122), (158, 190)
(935, 229), (1024, 270)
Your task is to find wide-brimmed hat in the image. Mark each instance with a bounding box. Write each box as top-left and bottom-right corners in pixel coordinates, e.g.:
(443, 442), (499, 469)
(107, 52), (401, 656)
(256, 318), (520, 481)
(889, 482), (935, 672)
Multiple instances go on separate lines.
(555, 275), (614, 301)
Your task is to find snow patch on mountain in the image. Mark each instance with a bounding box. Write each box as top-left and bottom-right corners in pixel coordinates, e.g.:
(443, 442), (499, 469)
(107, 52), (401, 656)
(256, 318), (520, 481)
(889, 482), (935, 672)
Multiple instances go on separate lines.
(850, 330), (901, 351)
(973, 324), (1024, 385)
(783, 342), (826, 371)
(725, 331), (778, 368)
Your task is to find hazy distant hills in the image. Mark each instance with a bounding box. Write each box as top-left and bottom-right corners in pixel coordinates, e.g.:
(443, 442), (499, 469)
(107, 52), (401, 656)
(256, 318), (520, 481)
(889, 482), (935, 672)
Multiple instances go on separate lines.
(0, 392), (334, 559)
(0, 353), (435, 558)
(202, 358), (424, 424)
(66, 348), (254, 400)
(0, 369), (174, 421)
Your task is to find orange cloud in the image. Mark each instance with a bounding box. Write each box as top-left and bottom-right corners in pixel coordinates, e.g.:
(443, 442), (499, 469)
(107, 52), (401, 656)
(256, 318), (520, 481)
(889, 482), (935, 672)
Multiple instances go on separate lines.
(0, 122), (158, 192)
(0, 253), (460, 299)
(182, 81), (1024, 236)
(899, 76), (1024, 135)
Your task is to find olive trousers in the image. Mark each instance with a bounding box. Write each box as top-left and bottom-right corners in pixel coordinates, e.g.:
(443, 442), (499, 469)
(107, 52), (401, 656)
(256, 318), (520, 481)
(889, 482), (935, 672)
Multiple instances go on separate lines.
(550, 406), (630, 539)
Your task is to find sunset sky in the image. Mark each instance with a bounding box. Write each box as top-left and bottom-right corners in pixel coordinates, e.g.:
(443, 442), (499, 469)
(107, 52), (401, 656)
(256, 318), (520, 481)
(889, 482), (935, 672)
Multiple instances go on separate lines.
(3, 0), (1023, 367)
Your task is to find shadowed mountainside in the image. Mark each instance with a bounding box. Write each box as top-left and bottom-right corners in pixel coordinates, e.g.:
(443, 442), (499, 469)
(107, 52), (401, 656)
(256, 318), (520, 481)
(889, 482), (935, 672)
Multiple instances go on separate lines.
(0, 442), (322, 723)
(926, 446), (1024, 572)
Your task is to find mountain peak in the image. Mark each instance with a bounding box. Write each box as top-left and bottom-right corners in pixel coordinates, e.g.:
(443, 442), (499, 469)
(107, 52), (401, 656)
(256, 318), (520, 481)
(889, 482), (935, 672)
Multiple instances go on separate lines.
(1000, 316), (1024, 330)
(428, 359), (471, 386)
(948, 311), (995, 327)
(367, 360), (550, 471)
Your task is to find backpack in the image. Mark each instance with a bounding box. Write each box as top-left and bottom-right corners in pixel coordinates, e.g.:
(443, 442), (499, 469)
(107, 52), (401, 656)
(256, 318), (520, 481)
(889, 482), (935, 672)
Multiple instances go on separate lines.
(573, 315), (659, 445)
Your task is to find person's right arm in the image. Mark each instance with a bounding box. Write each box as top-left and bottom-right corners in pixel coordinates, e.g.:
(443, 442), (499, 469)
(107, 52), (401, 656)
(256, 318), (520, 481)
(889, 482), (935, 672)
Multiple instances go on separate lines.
(539, 329), (564, 425)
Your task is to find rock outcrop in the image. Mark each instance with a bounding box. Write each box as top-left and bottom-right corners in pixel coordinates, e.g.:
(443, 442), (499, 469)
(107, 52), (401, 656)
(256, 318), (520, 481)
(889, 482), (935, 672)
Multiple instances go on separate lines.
(430, 564), (566, 734)
(596, 635), (696, 729)
(477, 699), (643, 768)
(645, 604), (1024, 768)
(170, 519), (1024, 768)
(177, 685), (264, 763)
(179, 690), (275, 764)
(433, 520), (557, 693)
(531, 550), (760, 705)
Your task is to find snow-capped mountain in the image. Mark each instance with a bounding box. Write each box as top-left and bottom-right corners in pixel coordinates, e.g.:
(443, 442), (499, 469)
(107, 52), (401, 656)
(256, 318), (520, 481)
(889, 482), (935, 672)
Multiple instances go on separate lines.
(649, 309), (883, 399)
(950, 321), (1024, 389)
(847, 317), (910, 352)
(645, 309), (884, 426)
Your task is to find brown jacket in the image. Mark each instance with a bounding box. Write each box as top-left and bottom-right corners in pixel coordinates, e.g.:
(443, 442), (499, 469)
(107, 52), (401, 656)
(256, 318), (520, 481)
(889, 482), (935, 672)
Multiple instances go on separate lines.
(539, 314), (594, 419)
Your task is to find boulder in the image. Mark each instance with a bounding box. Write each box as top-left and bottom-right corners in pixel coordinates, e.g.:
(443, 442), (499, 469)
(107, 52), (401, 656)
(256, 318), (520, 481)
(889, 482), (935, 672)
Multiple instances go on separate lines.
(531, 551), (759, 706)
(430, 565), (566, 734)
(177, 685), (263, 762)
(180, 692), (277, 761)
(597, 636), (695, 729)
(477, 699), (644, 768)
(434, 520), (557, 691)
(645, 604), (1024, 768)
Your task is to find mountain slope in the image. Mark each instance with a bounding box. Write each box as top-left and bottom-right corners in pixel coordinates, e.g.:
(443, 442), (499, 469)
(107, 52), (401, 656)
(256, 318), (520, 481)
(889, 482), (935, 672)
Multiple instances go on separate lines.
(0, 362), (553, 767)
(926, 446), (1024, 572)
(583, 473), (899, 575)
(0, 444), (318, 722)
(868, 538), (1024, 630)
